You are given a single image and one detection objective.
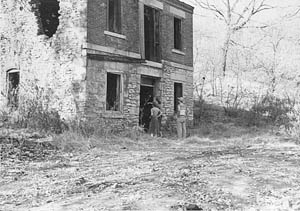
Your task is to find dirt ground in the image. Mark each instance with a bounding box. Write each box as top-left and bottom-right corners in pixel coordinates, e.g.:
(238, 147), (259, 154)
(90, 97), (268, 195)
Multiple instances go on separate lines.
(1, 128), (300, 211)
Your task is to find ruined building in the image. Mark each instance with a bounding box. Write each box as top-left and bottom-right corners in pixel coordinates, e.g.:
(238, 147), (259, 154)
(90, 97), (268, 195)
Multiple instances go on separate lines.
(0, 0), (194, 130)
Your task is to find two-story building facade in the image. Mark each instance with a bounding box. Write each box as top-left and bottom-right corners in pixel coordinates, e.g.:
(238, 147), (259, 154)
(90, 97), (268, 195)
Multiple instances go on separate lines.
(0, 0), (194, 130)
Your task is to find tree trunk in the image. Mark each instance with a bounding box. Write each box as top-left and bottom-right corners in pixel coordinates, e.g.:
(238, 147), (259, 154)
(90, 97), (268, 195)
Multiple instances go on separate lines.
(222, 29), (231, 76)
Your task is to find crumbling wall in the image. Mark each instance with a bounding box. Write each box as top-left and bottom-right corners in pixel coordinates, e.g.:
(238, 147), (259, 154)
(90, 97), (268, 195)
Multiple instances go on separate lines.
(0, 0), (87, 119)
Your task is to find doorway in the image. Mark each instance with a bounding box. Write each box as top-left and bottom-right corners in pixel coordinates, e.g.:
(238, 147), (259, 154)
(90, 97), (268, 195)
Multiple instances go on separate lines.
(174, 82), (183, 112)
(7, 69), (20, 108)
(139, 76), (160, 131)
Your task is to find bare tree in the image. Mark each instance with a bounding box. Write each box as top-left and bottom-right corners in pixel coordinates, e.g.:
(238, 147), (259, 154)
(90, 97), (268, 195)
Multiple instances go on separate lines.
(196, 0), (273, 76)
(247, 26), (287, 95)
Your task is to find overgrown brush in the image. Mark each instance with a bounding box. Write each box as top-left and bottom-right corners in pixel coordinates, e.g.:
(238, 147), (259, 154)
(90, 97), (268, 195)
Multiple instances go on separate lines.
(286, 103), (300, 139)
(0, 86), (66, 134)
(13, 89), (65, 133)
(193, 100), (215, 126)
(250, 95), (294, 127)
(193, 93), (296, 129)
(66, 118), (145, 139)
(51, 121), (147, 152)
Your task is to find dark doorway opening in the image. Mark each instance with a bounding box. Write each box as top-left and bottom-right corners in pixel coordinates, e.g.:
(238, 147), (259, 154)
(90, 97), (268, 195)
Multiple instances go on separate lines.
(139, 85), (153, 131)
(7, 70), (20, 108)
(139, 76), (160, 131)
(174, 82), (183, 112)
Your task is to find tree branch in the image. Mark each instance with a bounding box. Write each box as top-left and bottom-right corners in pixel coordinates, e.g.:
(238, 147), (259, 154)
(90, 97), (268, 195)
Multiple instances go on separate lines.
(233, 0), (273, 31)
(197, 0), (228, 23)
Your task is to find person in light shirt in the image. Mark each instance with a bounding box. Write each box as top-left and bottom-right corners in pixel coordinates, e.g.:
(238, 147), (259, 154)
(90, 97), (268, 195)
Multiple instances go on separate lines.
(176, 97), (187, 139)
(149, 103), (162, 137)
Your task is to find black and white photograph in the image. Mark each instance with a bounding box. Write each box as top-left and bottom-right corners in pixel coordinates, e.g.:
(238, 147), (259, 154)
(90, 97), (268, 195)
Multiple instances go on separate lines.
(1, 0), (300, 210)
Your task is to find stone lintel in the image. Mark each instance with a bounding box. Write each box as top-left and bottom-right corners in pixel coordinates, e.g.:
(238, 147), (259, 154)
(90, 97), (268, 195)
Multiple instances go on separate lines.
(169, 6), (186, 18)
(162, 60), (193, 71)
(170, 72), (186, 82)
(139, 66), (162, 78)
(140, 0), (164, 10)
(83, 43), (141, 59)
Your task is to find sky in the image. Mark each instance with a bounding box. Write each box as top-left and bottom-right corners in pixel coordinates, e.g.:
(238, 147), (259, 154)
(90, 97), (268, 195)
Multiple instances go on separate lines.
(180, 0), (300, 33)
(180, 0), (300, 56)
(180, 0), (300, 93)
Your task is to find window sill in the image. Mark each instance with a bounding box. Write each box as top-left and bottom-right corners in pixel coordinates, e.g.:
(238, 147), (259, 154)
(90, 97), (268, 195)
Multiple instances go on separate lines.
(144, 60), (163, 68)
(104, 31), (126, 40)
(102, 111), (124, 119)
(172, 49), (185, 55)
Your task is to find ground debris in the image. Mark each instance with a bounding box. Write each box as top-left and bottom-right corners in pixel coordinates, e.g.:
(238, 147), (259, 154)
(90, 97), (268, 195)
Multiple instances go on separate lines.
(0, 129), (57, 162)
(1, 133), (300, 210)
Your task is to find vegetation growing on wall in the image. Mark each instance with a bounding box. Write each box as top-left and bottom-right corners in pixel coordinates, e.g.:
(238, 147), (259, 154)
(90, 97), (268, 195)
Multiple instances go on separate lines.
(0, 0), (87, 120)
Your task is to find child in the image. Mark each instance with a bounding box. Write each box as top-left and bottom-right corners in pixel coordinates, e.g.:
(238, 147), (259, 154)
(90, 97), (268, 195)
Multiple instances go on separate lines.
(153, 96), (162, 137)
(176, 97), (187, 139)
(149, 104), (162, 137)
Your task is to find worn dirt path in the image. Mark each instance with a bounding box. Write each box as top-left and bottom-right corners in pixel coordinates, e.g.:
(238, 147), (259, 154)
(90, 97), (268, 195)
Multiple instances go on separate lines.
(1, 132), (300, 211)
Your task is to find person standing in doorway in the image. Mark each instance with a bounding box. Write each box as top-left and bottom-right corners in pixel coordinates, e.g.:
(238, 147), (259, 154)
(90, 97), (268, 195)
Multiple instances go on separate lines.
(176, 97), (187, 139)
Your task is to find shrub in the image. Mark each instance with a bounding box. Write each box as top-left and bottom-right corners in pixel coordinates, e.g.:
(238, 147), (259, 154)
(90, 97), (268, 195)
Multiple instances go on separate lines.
(237, 109), (263, 127)
(286, 103), (300, 138)
(2, 85), (66, 134)
(0, 109), (9, 127)
(251, 95), (294, 127)
(193, 100), (214, 126)
(224, 107), (240, 118)
(17, 100), (66, 134)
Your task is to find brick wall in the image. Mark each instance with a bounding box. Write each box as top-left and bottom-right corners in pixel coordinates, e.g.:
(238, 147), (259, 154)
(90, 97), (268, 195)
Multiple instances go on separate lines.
(87, 0), (140, 54)
(161, 4), (193, 67)
(87, 0), (193, 67)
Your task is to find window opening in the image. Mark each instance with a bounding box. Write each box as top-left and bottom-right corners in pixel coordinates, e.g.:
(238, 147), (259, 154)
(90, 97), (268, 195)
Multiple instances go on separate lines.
(174, 82), (183, 112)
(7, 70), (20, 108)
(36, 0), (60, 38)
(144, 5), (161, 62)
(106, 73), (121, 111)
(108, 0), (121, 33)
(174, 17), (182, 50)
